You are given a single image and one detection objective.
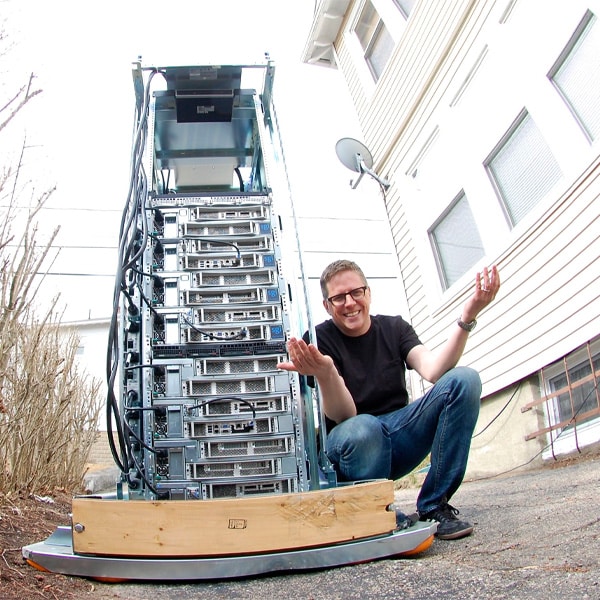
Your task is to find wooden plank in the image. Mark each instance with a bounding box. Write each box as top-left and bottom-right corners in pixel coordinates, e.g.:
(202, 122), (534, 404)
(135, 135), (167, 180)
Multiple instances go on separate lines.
(72, 481), (396, 557)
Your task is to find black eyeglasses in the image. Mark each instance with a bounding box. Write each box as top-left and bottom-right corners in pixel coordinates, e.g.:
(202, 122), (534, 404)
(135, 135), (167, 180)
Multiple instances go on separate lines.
(327, 286), (368, 306)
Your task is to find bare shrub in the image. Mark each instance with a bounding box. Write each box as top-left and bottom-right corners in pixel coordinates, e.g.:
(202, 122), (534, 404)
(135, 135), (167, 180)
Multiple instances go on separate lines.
(0, 314), (102, 493)
(0, 60), (103, 494)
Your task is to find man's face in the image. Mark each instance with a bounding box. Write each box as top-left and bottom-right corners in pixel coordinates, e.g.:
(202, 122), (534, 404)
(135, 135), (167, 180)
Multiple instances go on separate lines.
(323, 269), (371, 337)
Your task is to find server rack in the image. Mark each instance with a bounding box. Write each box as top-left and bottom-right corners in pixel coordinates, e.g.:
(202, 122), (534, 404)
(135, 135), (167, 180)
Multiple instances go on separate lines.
(106, 61), (327, 501)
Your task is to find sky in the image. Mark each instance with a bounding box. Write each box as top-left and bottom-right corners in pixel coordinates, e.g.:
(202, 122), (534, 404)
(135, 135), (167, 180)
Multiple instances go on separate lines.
(2, 0), (400, 323)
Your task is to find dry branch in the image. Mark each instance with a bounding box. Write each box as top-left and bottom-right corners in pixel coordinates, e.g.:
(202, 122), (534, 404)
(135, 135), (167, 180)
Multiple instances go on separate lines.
(0, 76), (102, 493)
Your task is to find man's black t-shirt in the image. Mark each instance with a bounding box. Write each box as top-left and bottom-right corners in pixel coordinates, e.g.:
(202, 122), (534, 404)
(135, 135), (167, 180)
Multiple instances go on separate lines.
(305, 314), (422, 423)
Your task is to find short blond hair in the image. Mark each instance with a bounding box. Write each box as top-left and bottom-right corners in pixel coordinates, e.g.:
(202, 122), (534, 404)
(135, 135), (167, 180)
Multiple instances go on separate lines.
(319, 260), (368, 299)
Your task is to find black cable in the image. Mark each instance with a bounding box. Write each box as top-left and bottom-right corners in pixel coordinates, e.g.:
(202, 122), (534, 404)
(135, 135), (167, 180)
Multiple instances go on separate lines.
(127, 272), (161, 317)
(149, 233), (241, 263)
(234, 167), (244, 192)
(106, 67), (161, 477)
(126, 446), (159, 496)
(187, 396), (257, 427)
(123, 364), (154, 372)
(472, 381), (522, 438)
(181, 314), (248, 341)
(122, 417), (157, 455)
(127, 265), (152, 279)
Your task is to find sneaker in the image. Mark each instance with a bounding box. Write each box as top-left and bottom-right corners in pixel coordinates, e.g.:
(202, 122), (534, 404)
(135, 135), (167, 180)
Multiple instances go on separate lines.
(419, 503), (473, 540)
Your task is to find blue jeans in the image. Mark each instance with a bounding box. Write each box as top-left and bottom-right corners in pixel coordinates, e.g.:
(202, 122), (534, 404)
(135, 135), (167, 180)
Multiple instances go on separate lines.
(324, 366), (481, 514)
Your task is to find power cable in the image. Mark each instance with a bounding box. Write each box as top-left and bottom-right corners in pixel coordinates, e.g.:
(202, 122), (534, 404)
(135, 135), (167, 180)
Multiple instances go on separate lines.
(105, 66), (161, 477)
(472, 381), (522, 438)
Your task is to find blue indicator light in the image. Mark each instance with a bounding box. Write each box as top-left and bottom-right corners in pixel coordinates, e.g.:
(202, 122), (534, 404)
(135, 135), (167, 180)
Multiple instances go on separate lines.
(270, 325), (284, 339)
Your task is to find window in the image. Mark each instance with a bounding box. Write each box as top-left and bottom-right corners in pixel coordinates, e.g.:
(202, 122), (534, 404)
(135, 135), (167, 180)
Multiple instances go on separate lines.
(541, 339), (600, 445)
(522, 338), (600, 456)
(392, 0), (415, 19)
(485, 111), (562, 227)
(355, 1), (395, 81)
(430, 192), (484, 289)
(549, 11), (600, 142)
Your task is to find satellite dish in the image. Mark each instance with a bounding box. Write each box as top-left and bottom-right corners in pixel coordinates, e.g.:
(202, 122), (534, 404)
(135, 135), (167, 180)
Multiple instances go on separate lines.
(335, 138), (374, 172)
(335, 137), (390, 190)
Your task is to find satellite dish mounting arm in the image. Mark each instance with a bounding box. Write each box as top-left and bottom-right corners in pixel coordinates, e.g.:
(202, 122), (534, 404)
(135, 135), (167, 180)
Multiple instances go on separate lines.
(351, 152), (390, 190)
(336, 137), (390, 190)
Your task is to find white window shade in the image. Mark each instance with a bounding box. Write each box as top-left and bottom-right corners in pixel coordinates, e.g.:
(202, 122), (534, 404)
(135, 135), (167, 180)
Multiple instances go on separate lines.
(367, 23), (394, 80)
(550, 12), (600, 142)
(487, 113), (562, 227)
(430, 193), (484, 289)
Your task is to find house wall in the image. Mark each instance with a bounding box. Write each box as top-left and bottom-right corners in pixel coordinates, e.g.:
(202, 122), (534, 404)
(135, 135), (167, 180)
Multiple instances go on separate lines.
(61, 318), (114, 467)
(336, 0), (600, 390)
(69, 319), (110, 429)
(467, 376), (545, 477)
(329, 0), (600, 466)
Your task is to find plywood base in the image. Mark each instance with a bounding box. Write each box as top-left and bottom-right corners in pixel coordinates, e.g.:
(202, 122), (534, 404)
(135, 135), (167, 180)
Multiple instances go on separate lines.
(72, 481), (396, 557)
(24, 520), (437, 581)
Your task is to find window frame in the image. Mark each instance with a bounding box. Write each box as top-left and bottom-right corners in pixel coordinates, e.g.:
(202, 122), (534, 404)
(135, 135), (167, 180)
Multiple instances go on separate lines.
(484, 109), (562, 229)
(540, 338), (600, 458)
(354, 0), (394, 82)
(391, 0), (415, 19)
(548, 10), (600, 143)
(429, 190), (485, 290)
(350, 0), (412, 85)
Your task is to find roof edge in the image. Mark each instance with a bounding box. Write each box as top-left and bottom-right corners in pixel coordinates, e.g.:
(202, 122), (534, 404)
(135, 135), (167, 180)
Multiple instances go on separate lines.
(301, 0), (352, 68)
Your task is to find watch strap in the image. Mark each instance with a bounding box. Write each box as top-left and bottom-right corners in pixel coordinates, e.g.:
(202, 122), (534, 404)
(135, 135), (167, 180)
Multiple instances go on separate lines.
(457, 317), (477, 332)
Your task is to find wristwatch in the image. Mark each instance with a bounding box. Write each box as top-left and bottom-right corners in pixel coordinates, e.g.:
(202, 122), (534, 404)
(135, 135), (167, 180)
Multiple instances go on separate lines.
(457, 317), (477, 332)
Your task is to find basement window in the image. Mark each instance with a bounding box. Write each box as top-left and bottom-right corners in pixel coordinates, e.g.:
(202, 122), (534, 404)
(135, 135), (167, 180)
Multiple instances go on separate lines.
(539, 338), (600, 458)
(549, 11), (600, 142)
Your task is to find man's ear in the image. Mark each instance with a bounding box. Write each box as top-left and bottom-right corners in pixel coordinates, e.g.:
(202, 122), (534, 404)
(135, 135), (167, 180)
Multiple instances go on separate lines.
(323, 299), (331, 314)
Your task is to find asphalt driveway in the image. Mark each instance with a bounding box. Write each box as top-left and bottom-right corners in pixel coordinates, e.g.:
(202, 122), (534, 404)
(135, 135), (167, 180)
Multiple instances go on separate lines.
(87, 449), (599, 600)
